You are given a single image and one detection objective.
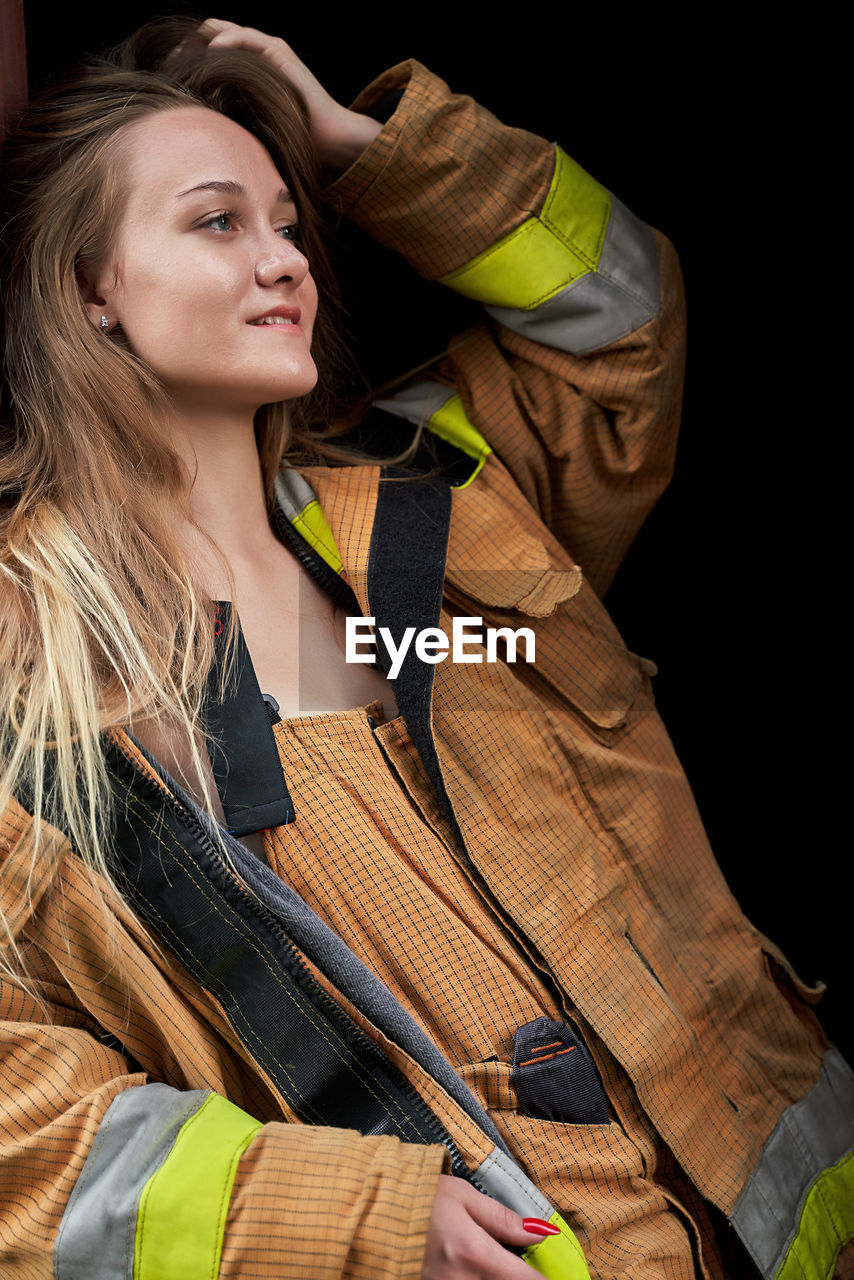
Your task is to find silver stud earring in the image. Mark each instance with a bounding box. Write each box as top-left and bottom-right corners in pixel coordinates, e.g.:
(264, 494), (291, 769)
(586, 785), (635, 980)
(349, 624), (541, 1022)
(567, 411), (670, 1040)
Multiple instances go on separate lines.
(100, 315), (109, 332)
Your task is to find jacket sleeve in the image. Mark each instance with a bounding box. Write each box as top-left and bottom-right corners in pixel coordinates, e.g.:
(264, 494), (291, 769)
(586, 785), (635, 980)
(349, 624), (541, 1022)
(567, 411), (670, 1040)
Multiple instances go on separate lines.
(0, 803), (446, 1280)
(329, 60), (686, 597)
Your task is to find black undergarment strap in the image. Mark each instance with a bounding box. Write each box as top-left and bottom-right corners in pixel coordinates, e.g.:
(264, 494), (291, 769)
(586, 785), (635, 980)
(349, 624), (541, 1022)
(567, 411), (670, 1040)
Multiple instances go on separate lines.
(203, 602), (294, 836)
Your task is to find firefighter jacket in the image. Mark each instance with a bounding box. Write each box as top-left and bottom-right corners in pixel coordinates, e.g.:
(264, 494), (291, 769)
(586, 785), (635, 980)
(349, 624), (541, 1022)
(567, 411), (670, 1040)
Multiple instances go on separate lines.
(2, 58), (852, 1280)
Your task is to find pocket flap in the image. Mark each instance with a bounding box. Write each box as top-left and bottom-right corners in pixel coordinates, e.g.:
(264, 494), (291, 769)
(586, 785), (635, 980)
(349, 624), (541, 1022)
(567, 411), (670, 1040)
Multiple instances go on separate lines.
(447, 566), (583, 617)
(513, 1017), (610, 1125)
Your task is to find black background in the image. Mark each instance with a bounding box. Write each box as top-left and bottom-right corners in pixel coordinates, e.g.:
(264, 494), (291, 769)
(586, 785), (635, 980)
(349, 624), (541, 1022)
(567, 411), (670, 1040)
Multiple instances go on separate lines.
(24, 5), (848, 1056)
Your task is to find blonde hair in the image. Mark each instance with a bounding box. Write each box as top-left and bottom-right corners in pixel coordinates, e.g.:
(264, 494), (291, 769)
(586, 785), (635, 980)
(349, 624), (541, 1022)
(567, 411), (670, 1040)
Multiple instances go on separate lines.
(0, 23), (352, 984)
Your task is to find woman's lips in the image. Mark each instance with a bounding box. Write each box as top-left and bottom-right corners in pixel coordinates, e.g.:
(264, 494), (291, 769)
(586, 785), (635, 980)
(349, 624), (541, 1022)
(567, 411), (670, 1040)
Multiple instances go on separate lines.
(247, 305), (301, 327)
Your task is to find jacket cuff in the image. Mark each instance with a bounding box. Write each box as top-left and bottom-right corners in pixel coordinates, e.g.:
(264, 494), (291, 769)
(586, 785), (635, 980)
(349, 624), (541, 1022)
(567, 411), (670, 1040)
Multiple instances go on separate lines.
(327, 59), (556, 281)
(219, 1123), (449, 1279)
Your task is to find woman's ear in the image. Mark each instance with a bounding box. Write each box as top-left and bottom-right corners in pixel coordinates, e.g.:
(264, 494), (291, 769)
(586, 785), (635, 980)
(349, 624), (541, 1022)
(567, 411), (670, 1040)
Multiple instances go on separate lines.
(76, 267), (112, 331)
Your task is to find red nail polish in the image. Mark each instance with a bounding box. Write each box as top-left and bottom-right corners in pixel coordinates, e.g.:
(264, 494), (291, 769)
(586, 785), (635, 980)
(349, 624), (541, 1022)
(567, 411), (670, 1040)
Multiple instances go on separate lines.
(523, 1217), (561, 1236)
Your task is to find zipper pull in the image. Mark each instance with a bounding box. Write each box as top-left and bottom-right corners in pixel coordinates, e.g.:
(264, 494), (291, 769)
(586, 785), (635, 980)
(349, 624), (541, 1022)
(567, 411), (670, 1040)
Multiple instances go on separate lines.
(262, 693), (281, 725)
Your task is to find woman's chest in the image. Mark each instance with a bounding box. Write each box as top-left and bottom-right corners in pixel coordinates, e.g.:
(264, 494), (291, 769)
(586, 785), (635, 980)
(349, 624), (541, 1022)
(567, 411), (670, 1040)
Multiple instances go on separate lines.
(232, 554), (397, 722)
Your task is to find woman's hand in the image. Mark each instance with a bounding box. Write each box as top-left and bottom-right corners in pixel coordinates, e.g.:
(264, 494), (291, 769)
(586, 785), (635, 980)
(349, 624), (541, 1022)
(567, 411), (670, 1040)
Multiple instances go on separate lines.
(196, 19), (381, 173)
(423, 1175), (557, 1279)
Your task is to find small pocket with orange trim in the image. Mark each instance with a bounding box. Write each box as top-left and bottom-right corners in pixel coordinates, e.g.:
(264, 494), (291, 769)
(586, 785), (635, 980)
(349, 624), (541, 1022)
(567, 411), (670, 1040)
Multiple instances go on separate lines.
(513, 1017), (610, 1125)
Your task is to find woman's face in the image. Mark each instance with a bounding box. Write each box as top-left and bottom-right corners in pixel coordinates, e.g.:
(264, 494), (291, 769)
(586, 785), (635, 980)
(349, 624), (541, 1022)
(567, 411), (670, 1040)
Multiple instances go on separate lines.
(84, 105), (318, 416)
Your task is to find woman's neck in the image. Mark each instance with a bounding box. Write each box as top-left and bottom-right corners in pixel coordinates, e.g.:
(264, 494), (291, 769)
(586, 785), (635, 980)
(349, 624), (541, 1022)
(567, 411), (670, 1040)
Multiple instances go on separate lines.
(171, 407), (283, 597)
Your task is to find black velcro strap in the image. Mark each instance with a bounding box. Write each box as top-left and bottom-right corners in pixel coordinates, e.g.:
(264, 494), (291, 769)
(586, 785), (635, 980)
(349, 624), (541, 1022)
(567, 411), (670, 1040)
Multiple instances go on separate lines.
(368, 473), (460, 836)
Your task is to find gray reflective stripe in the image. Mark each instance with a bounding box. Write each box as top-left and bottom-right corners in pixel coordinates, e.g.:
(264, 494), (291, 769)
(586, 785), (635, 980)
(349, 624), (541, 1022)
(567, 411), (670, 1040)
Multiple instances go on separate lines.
(373, 381), (456, 426)
(731, 1049), (854, 1278)
(476, 1146), (554, 1219)
(54, 1084), (210, 1280)
(487, 196), (659, 355)
(274, 469), (317, 523)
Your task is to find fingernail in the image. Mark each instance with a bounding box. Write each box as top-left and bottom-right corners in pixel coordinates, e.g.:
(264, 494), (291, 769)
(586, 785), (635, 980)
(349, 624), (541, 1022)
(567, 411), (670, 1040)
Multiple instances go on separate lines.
(523, 1217), (561, 1236)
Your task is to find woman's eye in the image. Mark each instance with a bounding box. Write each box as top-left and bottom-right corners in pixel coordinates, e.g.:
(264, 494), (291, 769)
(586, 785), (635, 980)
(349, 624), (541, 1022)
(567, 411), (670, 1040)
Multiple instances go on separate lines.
(277, 224), (302, 243)
(203, 212), (235, 232)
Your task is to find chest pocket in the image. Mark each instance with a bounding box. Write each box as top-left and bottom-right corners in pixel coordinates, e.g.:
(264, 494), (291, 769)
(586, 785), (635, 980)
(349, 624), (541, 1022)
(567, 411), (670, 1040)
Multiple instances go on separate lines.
(529, 572), (655, 735)
(444, 466), (656, 740)
(444, 500), (654, 742)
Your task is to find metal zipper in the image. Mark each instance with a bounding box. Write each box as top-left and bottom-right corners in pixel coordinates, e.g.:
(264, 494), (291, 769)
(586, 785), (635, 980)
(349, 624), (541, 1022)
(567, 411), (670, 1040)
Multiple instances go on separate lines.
(109, 733), (480, 1186)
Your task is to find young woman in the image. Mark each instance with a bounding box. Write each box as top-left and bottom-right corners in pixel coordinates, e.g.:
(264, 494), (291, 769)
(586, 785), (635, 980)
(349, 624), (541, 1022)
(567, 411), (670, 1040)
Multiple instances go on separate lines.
(1, 17), (850, 1280)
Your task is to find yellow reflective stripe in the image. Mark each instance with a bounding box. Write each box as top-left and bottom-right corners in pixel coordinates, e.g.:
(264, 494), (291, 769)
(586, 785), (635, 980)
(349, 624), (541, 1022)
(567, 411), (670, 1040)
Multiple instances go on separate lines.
(776, 1148), (854, 1280)
(427, 393), (492, 489)
(439, 147), (611, 310)
(291, 498), (344, 574)
(134, 1093), (261, 1280)
(540, 147), (610, 272)
(522, 1210), (590, 1278)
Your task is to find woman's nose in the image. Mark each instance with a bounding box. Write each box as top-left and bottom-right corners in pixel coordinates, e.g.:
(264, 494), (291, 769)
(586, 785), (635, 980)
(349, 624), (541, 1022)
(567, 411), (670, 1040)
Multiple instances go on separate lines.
(254, 237), (310, 288)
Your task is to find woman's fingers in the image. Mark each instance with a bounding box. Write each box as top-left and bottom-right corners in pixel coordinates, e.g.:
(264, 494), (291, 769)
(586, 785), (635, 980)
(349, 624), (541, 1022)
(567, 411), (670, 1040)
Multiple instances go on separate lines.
(423, 1175), (550, 1278)
(197, 20), (327, 100)
(199, 21), (300, 66)
(195, 18), (381, 172)
(461, 1183), (549, 1247)
(196, 18), (275, 46)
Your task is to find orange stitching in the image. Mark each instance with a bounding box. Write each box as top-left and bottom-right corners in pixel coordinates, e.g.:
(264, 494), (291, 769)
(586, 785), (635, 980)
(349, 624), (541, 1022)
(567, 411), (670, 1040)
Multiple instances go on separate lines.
(518, 1047), (575, 1067)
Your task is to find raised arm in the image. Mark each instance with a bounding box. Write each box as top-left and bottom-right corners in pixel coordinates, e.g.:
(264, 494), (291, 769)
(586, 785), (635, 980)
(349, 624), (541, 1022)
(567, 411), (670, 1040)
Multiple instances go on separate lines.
(327, 60), (686, 598)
